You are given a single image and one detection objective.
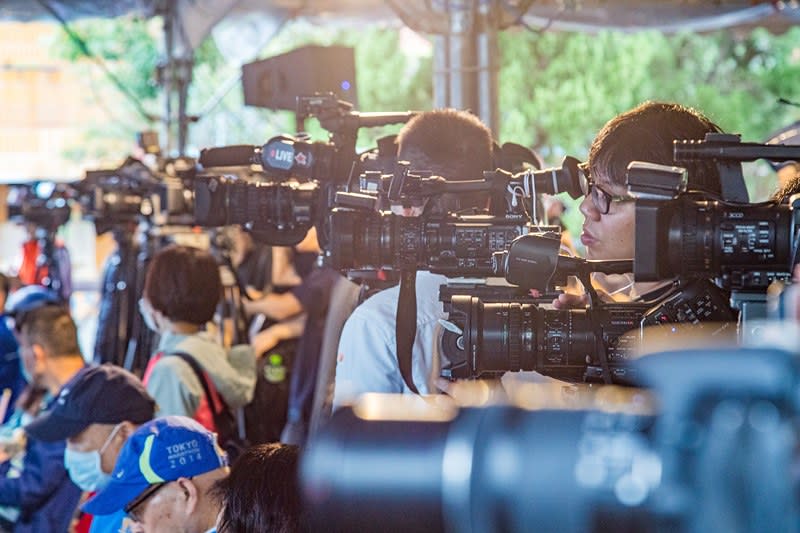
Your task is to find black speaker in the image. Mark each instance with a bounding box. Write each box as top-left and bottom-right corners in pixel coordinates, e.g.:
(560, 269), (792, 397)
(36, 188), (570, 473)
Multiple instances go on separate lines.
(242, 45), (358, 111)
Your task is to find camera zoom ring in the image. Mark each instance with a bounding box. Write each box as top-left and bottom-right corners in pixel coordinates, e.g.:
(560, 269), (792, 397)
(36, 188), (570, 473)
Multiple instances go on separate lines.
(508, 304), (522, 372)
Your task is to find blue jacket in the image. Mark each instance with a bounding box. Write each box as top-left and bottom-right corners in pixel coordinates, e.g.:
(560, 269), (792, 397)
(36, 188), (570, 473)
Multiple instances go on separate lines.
(0, 411), (81, 532)
(0, 318), (25, 423)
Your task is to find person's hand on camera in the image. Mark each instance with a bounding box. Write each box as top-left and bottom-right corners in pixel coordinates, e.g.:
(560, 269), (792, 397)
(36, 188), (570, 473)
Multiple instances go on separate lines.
(435, 377), (507, 405)
(552, 292), (589, 309)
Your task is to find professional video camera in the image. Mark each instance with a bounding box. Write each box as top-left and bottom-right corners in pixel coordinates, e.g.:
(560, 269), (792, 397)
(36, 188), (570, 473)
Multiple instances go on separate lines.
(6, 181), (73, 231)
(325, 156), (584, 275)
(193, 94), (417, 246)
(440, 234), (735, 384)
(76, 156), (196, 231)
(302, 343), (800, 532)
(628, 134), (800, 320)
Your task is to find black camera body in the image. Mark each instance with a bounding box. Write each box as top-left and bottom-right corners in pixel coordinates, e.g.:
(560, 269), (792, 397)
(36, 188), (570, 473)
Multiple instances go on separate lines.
(629, 169), (800, 291)
(78, 157), (196, 230)
(629, 136), (800, 292)
(439, 233), (737, 384)
(193, 96), (417, 247)
(326, 208), (534, 276)
(6, 181), (72, 231)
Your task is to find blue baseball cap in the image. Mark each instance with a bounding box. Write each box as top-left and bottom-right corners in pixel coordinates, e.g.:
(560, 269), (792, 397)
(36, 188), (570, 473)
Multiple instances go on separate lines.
(82, 416), (228, 516)
(25, 364), (156, 442)
(3, 285), (61, 332)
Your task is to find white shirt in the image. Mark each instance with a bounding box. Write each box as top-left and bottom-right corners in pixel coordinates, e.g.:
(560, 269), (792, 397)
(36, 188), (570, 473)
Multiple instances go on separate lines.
(333, 271), (448, 408)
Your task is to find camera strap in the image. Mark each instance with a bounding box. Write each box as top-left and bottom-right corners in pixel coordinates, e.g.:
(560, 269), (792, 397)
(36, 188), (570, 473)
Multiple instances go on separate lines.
(396, 269), (420, 394)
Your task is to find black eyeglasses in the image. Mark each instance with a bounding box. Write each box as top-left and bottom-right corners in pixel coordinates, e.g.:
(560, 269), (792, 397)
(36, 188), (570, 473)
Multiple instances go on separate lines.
(124, 482), (169, 523)
(578, 163), (635, 215)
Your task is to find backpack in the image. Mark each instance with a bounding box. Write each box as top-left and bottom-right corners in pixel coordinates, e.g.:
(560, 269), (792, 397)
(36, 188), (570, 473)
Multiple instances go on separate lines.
(170, 351), (248, 460)
(242, 338), (296, 444)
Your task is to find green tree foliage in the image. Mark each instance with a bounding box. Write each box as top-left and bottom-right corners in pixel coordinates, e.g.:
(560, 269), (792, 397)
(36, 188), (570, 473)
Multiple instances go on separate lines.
(499, 26), (800, 161)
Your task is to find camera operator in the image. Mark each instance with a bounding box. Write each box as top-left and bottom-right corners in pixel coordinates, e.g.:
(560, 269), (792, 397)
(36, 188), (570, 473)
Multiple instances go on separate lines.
(242, 228), (340, 447)
(554, 101), (726, 307)
(333, 109), (503, 406)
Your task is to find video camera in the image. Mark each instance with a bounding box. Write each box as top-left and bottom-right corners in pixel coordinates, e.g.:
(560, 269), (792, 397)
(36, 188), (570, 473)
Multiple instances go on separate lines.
(76, 156), (196, 231)
(325, 156), (584, 275)
(6, 181), (73, 231)
(629, 134), (800, 292)
(440, 234), (735, 384)
(302, 344), (800, 532)
(193, 94), (416, 246)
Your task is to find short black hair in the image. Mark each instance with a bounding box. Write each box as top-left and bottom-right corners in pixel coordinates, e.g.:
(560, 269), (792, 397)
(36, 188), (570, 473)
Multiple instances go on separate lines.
(20, 305), (81, 357)
(588, 101), (723, 194)
(397, 109), (493, 181)
(214, 443), (303, 533)
(143, 245), (222, 325)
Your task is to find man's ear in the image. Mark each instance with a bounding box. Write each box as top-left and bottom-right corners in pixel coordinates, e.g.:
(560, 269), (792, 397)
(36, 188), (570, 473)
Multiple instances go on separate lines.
(31, 343), (47, 365)
(118, 421), (136, 440)
(177, 477), (200, 515)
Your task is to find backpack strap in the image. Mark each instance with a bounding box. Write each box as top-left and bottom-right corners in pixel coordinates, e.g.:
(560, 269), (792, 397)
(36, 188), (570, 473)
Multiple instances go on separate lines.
(169, 351), (222, 414)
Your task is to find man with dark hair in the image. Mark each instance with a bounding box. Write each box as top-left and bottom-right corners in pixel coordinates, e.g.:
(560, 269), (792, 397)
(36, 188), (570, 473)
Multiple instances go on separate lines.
(394, 108), (494, 181)
(213, 443), (303, 533)
(81, 416), (229, 533)
(0, 305), (83, 532)
(333, 109), (496, 405)
(139, 245), (256, 432)
(25, 364), (156, 533)
(555, 101), (725, 306)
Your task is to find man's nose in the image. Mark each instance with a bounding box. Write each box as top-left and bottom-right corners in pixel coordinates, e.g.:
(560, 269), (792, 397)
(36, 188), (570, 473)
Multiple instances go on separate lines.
(579, 195), (600, 221)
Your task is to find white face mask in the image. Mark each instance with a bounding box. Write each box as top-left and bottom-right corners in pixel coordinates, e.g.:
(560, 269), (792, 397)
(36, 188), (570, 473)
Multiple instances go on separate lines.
(64, 424), (121, 492)
(138, 298), (161, 333)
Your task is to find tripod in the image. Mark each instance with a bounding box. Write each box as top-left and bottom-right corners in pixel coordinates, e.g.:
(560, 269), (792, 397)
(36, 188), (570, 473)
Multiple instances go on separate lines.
(31, 226), (71, 302)
(93, 225), (141, 366)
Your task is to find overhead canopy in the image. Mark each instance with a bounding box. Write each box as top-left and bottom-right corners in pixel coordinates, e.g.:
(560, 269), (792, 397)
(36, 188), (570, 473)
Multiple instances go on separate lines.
(3, 1), (800, 37)
(6, 0), (799, 154)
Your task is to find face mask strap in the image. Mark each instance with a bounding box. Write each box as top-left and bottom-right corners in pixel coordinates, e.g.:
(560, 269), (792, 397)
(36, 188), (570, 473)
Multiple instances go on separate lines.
(99, 423), (124, 457)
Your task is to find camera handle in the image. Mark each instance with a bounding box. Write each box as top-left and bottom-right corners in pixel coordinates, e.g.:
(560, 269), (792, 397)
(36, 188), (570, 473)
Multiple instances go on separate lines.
(576, 267), (614, 385)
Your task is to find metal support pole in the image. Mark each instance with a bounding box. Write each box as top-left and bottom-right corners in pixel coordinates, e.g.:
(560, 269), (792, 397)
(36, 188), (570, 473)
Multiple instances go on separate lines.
(447, 4), (477, 112)
(477, 0), (500, 135)
(433, 34), (449, 110)
(162, 5), (174, 155)
(429, 0), (499, 133)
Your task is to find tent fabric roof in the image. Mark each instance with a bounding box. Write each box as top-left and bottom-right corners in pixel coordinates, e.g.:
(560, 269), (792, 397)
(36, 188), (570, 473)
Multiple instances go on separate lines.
(0, 0), (149, 21)
(2, 0), (799, 35)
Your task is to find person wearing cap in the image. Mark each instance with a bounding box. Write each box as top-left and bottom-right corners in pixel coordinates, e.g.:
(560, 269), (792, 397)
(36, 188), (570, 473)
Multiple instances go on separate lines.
(0, 283), (62, 424)
(0, 304), (84, 532)
(25, 364), (156, 533)
(82, 416), (229, 533)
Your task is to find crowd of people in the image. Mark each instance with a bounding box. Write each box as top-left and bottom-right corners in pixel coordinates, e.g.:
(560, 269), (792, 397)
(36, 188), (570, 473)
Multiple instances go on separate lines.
(0, 99), (792, 532)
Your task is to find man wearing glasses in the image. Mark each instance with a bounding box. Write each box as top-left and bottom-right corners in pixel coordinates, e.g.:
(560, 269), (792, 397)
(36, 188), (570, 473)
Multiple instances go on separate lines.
(555, 101), (725, 306)
(82, 416), (228, 533)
